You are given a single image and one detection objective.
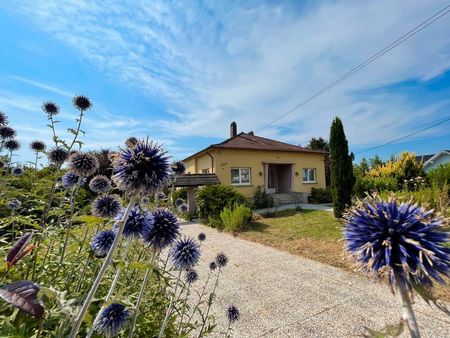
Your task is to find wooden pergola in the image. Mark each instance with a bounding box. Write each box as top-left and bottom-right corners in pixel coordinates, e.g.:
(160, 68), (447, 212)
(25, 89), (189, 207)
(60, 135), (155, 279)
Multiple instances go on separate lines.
(172, 174), (220, 213)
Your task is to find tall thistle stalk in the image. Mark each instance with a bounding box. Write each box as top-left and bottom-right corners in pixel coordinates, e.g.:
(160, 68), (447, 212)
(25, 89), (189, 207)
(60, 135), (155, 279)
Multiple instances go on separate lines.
(86, 238), (132, 338)
(128, 248), (158, 338)
(158, 269), (182, 338)
(68, 197), (136, 338)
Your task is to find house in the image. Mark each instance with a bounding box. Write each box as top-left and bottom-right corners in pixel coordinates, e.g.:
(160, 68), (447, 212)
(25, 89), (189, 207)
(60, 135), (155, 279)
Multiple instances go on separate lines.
(183, 122), (327, 202)
(416, 150), (450, 172)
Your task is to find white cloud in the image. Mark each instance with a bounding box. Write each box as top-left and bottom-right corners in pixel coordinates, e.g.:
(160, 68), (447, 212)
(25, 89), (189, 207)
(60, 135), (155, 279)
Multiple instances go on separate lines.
(2, 0), (450, 159)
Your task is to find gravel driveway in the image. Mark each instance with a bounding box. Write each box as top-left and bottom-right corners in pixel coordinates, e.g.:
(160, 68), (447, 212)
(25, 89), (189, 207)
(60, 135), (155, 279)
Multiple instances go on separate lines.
(180, 221), (450, 337)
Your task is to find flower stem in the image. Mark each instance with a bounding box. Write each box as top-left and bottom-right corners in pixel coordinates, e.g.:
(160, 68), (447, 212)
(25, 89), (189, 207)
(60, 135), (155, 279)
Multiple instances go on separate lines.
(68, 197), (135, 338)
(187, 270), (212, 327)
(198, 268), (221, 337)
(128, 249), (157, 338)
(397, 279), (421, 338)
(158, 269), (182, 338)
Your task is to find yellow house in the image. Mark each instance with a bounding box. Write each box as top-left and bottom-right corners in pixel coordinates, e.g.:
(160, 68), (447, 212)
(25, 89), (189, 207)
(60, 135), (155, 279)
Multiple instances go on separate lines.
(183, 122), (327, 201)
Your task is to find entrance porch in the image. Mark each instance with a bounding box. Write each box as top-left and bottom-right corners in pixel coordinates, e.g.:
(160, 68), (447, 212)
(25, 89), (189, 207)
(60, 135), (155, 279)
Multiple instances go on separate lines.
(263, 163), (294, 194)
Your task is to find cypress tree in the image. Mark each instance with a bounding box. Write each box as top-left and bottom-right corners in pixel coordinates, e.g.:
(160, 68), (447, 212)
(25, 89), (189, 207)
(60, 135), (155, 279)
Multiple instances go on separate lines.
(329, 117), (355, 218)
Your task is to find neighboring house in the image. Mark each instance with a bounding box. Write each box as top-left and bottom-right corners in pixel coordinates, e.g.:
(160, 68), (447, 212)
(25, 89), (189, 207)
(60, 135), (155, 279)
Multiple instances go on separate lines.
(416, 150), (450, 172)
(183, 122), (327, 200)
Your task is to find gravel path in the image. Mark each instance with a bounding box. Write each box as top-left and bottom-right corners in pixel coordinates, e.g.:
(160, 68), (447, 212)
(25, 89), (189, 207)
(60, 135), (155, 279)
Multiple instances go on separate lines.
(180, 221), (450, 337)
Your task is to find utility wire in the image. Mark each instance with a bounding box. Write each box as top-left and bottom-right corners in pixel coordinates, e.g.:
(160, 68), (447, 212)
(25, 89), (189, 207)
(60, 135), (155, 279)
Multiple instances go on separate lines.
(355, 116), (450, 154)
(256, 5), (450, 132)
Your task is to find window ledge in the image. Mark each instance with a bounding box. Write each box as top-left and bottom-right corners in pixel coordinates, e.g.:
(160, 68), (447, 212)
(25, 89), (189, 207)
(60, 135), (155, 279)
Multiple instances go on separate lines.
(231, 184), (253, 187)
(302, 181), (318, 184)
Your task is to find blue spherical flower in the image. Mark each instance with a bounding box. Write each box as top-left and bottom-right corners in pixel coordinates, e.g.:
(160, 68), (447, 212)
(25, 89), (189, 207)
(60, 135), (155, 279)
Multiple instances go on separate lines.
(92, 195), (121, 218)
(48, 147), (68, 164)
(0, 126), (16, 140)
(4, 139), (20, 151)
(178, 203), (188, 213)
(73, 95), (92, 111)
(11, 167), (23, 176)
(89, 175), (111, 194)
(94, 303), (129, 337)
(68, 152), (99, 177)
(209, 261), (217, 271)
(171, 160), (186, 175)
(62, 171), (82, 188)
(114, 206), (153, 239)
(156, 191), (166, 200)
(175, 198), (185, 207)
(227, 305), (240, 323)
(216, 252), (228, 268)
(112, 139), (171, 195)
(42, 101), (59, 116)
(30, 140), (46, 152)
(91, 230), (116, 258)
(170, 237), (200, 270)
(0, 111), (8, 126)
(7, 198), (21, 211)
(184, 269), (199, 284)
(144, 208), (180, 250)
(343, 196), (450, 290)
(198, 233), (206, 242)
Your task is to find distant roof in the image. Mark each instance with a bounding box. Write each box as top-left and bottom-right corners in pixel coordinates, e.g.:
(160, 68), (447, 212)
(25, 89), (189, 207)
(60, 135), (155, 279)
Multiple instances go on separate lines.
(172, 174), (220, 187)
(416, 150), (450, 166)
(184, 132), (326, 161)
(415, 154), (435, 163)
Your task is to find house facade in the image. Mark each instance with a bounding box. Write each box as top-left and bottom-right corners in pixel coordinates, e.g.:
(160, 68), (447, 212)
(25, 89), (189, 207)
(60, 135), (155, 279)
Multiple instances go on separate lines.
(416, 150), (450, 172)
(183, 122), (327, 198)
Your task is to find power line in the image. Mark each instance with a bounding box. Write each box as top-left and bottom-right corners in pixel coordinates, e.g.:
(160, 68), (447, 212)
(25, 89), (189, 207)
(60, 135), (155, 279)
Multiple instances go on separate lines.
(355, 116), (450, 154)
(256, 5), (450, 132)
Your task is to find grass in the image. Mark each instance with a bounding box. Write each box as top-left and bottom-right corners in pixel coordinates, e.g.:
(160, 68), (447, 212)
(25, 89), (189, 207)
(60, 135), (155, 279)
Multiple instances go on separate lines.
(239, 209), (450, 302)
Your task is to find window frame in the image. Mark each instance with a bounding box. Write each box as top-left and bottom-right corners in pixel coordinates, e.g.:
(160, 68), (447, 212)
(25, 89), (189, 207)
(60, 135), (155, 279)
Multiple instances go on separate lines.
(230, 167), (252, 185)
(302, 168), (317, 183)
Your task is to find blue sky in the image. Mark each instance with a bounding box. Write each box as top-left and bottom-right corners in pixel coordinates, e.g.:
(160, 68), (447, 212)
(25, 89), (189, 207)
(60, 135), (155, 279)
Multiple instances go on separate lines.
(0, 0), (449, 165)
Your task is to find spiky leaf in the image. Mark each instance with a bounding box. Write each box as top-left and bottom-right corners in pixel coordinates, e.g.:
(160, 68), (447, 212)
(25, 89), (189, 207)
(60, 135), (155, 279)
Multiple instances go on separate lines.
(0, 281), (44, 318)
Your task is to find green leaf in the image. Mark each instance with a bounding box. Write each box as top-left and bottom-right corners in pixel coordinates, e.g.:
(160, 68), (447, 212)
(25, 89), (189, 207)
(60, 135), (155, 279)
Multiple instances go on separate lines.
(129, 262), (153, 270)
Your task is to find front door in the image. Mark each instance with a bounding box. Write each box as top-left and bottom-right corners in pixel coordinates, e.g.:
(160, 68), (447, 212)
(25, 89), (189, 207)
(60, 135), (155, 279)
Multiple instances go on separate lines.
(267, 169), (276, 194)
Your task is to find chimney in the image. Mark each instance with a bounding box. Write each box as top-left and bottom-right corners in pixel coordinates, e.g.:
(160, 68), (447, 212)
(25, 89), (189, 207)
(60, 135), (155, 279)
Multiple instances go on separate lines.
(230, 121), (237, 138)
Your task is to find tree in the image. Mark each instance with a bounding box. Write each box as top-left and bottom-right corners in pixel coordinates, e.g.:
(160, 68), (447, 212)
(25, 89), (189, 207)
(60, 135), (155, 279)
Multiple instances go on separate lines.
(368, 155), (384, 169)
(359, 157), (369, 173)
(307, 137), (329, 151)
(329, 117), (355, 218)
(307, 136), (330, 186)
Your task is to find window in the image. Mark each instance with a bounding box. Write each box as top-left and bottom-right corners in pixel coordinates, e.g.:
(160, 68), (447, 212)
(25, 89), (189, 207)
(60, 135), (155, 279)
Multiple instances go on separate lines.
(202, 169), (210, 174)
(231, 168), (251, 185)
(302, 168), (316, 183)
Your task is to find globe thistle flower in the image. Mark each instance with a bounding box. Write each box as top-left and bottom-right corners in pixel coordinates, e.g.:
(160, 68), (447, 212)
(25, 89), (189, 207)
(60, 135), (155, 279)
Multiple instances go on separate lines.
(170, 237), (200, 270)
(92, 195), (121, 218)
(343, 196), (450, 290)
(48, 147), (69, 164)
(227, 305), (240, 323)
(178, 203), (188, 213)
(94, 303), (129, 337)
(30, 140), (46, 152)
(0, 126), (16, 140)
(171, 160), (186, 175)
(62, 171), (82, 188)
(144, 208), (180, 250)
(42, 101), (59, 116)
(184, 269), (199, 284)
(68, 152), (99, 177)
(89, 175), (111, 193)
(114, 206), (153, 239)
(7, 198), (21, 211)
(155, 191), (166, 200)
(198, 233), (206, 242)
(73, 95), (92, 111)
(0, 111), (7, 126)
(112, 139), (171, 196)
(4, 139), (20, 151)
(209, 261), (217, 271)
(216, 252), (228, 268)
(12, 167), (24, 176)
(125, 137), (138, 148)
(91, 230), (116, 258)
(175, 198), (185, 207)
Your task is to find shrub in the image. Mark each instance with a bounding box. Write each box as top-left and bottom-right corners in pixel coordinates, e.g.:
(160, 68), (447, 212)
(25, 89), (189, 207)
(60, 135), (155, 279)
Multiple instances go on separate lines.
(220, 203), (252, 233)
(309, 188), (332, 203)
(252, 185), (273, 209)
(196, 185), (248, 224)
(427, 163), (450, 190)
(171, 187), (187, 206)
(354, 176), (398, 196)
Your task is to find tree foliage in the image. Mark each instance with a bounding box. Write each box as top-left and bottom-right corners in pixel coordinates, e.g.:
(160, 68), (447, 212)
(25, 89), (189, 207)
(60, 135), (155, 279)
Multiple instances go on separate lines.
(329, 117), (355, 218)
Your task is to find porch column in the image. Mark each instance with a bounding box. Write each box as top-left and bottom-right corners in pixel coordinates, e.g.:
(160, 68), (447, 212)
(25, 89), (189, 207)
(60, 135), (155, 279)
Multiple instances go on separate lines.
(264, 163), (269, 193)
(187, 186), (196, 214)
